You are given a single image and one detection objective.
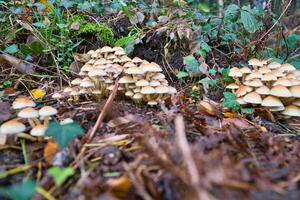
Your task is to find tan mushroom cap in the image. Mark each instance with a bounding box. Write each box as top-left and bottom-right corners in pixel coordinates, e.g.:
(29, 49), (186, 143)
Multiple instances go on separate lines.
(229, 69), (242, 77)
(123, 62), (136, 68)
(140, 62), (162, 73)
(245, 72), (262, 80)
(236, 97), (247, 105)
(125, 90), (134, 97)
(113, 46), (124, 51)
(132, 57), (143, 63)
(240, 67), (251, 74)
(136, 79), (149, 87)
(119, 76), (135, 84)
(88, 68), (107, 77)
(282, 105), (300, 117)
(133, 93), (144, 100)
(94, 58), (108, 66)
(79, 88), (88, 94)
(235, 85), (253, 97)
(107, 54), (117, 60)
(261, 96), (283, 107)
(290, 85), (300, 98)
(155, 85), (169, 94)
(261, 73), (277, 81)
(81, 63), (93, 72)
(226, 83), (239, 90)
(30, 124), (47, 136)
(52, 93), (63, 99)
(71, 78), (82, 85)
(114, 49), (126, 56)
(243, 92), (262, 104)
(80, 78), (95, 88)
(149, 80), (161, 87)
(120, 56), (131, 63)
(273, 78), (292, 87)
(63, 87), (73, 93)
(87, 50), (95, 55)
(248, 58), (263, 67)
(125, 67), (144, 75)
(270, 85), (292, 97)
(152, 73), (166, 80)
(0, 120), (26, 134)
(255, 85), (270, 95)
(244, 79), (263, 87)
(271, 70), (285, 77)
(267, 62), (281, 69)
(18, 107), (39, 118)
(39, 106), (57, 117)
(12, 97), (36, 109)
(168, 86), (177, 94)
(280, 63), (296, 72)
(100, 46), (114, 53)
(259, 66), (271, 74)
(141, 86), (156, 94)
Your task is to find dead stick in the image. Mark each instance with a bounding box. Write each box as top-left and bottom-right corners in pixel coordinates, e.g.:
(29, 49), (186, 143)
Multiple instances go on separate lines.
(74, 79), (119, 164)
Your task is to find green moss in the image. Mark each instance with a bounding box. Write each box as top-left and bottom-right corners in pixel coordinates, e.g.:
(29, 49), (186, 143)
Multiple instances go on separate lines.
(76, 23), (114, 45)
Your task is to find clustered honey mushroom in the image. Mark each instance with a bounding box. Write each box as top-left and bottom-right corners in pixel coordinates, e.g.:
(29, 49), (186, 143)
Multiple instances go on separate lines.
(53, 46), (177, 106)
(227, 58), (300, 117)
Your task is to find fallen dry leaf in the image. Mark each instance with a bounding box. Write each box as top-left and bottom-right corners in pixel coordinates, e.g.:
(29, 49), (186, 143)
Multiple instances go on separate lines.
(107, 176), (133, 198)
(0, 102), (12, 123)
(44, 139), (60, 165)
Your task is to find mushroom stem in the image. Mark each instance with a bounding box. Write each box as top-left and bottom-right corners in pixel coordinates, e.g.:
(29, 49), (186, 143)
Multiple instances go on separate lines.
(16, 133), (37, 142)
(44, 117), (50, 127)
(146, 94), (152, 101)
(33, 118), (41, 125)
(28, 119), (36, 128)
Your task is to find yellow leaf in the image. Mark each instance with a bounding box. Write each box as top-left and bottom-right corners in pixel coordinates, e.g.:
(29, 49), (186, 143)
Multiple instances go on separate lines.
(31, 88), (46, 100)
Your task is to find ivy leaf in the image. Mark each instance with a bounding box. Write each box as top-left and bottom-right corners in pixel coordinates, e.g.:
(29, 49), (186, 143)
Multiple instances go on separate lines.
(240, 10), (259, 33)
(0, 180), (36, 200)
(201, 41), (211, 53)
(224, 4), (240, 22)
(222, 68), (234, 84)
(48, 167), (74, 186)
(45, 121), (84, 148)
(184, 55), (200, 75)
(176, 71), (189, 79)
(241, 108), (254, 115)
(221, 92), (240, 112)
(208, 69), (217, 75)
(4, 44), (18, 54)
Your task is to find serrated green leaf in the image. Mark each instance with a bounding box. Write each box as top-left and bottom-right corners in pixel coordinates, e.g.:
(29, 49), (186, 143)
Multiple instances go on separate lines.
(208, 69), (217, 75)
(176, 71), (189, 79)
(240, 10), (259, 33)
(224, 4), (240, 22)
(114, 35), (135, 47)
(45, 121), (84, 148)
(48, 167), (74, 186)
(201, 41), (211, 53)
(0, 180), (36, 200)
(4, 44), (18, 54)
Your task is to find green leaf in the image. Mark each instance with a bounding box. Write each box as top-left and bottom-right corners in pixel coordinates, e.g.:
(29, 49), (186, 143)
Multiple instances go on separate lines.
(30, 41), (44, 55)
(4, 44), (18, 54)
(103, 171), (121, 178)
(201, 41), (211, 53)
(114, 35), (135, 47)
(241, 108), (254, 115)
(221, 92), (240, 112)
(184, 55), (200, 75)
(176, 71), (189, 79)
(0, 180), (36, 200)
(240, 10), (259, 33)
(45, 121), (84, 148)
(208, 69), (217, 75)
(48, 167), (75, 186)
(224, 4), (240, 22)
(269, 58), (284, 64)
(222, 68), (234, 83)
(291, 61), (300, 69)
(199, 77), (216, 87)
(20, 44), (32, 55)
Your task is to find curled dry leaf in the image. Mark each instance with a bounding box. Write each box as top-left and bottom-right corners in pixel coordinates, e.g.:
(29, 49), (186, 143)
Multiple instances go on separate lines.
(44, 139), (60, 165)
(0, 54), (35, 74)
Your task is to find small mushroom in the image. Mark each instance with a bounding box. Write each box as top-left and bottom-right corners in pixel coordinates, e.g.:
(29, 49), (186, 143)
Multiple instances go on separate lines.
(30, 124), (47, 137)
(39, 106), (58, 127)
(0, 120), (26, 135)
(281, 105), (300, 117)
(243, 92), (262, 105)
(18, 107), (40, 127)
(12, 97), (36, 110)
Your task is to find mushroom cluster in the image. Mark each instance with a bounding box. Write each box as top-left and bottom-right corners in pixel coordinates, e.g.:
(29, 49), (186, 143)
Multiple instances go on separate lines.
(0, 97), (57, 137)
(54, 46), (176, 106)
(227, 58), (300, 117)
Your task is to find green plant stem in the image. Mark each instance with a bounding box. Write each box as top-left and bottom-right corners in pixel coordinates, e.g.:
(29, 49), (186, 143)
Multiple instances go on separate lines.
(36, 187), (56, 200)
(20, 139), (28, 164)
